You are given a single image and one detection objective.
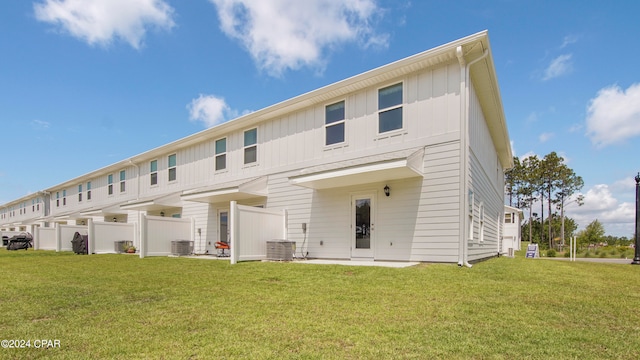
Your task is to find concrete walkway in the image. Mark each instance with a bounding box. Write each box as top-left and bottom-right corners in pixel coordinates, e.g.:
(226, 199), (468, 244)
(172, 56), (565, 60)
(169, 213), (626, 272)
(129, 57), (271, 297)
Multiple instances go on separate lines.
(178, 255), (420, 268)
(293, 259), (420, 268)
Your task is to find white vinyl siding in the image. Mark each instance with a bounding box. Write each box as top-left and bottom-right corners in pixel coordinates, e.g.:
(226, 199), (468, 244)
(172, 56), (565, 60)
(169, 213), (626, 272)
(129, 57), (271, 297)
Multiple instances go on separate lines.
(467, 83), (505, 261)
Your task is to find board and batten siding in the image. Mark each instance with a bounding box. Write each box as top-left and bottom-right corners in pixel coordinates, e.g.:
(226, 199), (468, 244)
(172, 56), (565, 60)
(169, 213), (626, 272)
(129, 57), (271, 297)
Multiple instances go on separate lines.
(133, 62), (463, 199)
(48, 164), (140, 218)
(467, 83), (505, 261)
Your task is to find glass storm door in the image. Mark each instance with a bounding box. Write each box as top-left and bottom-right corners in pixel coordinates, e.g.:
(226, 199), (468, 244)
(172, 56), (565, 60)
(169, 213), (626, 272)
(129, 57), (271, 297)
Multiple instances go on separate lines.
(219, 210), (229, 243)
(352, 194), (375, 259)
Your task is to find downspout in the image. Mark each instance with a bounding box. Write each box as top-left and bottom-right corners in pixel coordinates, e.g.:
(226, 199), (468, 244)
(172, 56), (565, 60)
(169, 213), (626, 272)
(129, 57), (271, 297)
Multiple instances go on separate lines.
(456, 46), (489, 268)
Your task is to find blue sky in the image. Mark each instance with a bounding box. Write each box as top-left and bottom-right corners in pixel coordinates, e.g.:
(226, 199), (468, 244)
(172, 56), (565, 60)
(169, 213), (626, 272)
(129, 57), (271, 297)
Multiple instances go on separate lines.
(1, 0), (639, 237)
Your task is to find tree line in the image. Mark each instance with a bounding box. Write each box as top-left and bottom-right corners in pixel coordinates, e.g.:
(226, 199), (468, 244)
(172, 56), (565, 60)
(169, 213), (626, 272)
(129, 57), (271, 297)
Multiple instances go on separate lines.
(505, 152), (584, 249)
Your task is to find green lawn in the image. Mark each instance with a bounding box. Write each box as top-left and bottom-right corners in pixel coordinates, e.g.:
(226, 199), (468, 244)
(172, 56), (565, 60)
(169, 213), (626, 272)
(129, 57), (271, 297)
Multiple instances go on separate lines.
(1, 249), (639, 359)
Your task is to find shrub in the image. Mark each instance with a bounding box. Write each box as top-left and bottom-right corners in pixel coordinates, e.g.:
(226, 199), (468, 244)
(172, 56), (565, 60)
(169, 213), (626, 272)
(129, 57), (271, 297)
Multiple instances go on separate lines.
(563, 251), (570, 258)
(599, 251), (607, 258)
(546, 249), (556, 258)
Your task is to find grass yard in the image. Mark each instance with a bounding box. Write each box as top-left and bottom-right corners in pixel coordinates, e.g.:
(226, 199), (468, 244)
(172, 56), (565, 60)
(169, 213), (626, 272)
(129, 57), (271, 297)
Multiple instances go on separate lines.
(1, 249), (639, 359)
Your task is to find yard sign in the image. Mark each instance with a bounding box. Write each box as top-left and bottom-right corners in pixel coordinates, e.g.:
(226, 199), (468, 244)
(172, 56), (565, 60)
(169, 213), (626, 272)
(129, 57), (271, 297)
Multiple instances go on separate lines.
(525, 243), (539, 258)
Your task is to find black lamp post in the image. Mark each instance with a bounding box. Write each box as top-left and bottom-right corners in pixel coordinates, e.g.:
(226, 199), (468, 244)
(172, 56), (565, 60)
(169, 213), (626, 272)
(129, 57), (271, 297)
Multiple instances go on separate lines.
(633, 173), (640, 265)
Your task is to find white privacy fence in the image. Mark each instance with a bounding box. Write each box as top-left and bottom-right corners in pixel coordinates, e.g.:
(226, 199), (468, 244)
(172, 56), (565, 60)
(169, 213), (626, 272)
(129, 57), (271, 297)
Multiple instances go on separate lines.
(89, 221), (136, 254)
(34, 225), (88, 251)
(140, 215), (193, 258)
(32, 217), (190, 257)
(35, 228), (56, 250)
(230, 201), (287, 264)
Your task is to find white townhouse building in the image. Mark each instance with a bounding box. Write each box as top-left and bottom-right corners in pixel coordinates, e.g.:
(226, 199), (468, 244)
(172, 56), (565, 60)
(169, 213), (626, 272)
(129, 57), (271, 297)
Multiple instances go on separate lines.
(1, 31), (513, 265)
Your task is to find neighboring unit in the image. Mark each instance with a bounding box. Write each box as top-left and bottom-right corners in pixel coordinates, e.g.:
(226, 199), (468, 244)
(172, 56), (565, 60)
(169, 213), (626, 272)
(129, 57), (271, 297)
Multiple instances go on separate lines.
(502, 205), (524, 257)
(1, 30), (513, 265)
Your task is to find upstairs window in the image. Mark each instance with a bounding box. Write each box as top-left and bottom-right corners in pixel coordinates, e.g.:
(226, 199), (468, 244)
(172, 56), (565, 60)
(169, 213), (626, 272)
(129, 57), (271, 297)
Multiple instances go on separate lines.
(56, 192), (60, 207)
(62, 190), (66, 206)
(325, 100), (345, 145)
(244, 129), (257, 164)
(120, 170), (126, 192)
(168, 154), (177, 181)
(108, 174), (114, 195)
(505, 212), (513, 224)
(150, 160), (158, 185)
(378, 83), (403, 133)
(87, 181), (92, 200)
(215, 138), (226, 171)
(78, 184), (83, 202)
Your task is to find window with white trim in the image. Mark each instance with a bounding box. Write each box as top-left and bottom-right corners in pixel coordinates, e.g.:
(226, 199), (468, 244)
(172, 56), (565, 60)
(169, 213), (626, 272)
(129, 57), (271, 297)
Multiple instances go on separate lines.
(325, 100), (345, 145)
(56, 192), (60, 207)
(120, 170), (126, 192)
(108, 174), (114, 195)
(168, 154), (177, 182)
(215, 138), (226, 171)
(62, 190), (66, 206)
(78, 184), (83, 202)
(150, 160), (158, 185)
(87, 181), (92, 200)
(378, 82), (403, 133)
(244, 128), (257, 164)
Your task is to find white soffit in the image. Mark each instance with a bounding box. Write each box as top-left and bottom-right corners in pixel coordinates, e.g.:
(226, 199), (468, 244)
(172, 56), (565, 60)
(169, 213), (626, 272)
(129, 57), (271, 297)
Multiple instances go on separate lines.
(289, 148), (424, 189)
(120, 192), (183, 211)
(180, 177), (268, 203)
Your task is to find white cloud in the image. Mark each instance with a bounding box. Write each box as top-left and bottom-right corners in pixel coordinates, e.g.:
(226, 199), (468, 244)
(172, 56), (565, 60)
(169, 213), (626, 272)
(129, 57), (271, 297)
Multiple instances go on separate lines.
(586, 83), (640, 147)
(525, 112), (538, 124)
(568, 123), (582, 133)
(33, 0), (175, 49)
(569, 184), (635, 237)
(542, 54), (573, 81)
(187, 94), (250, 128)
(209, 0), (388, 76)
(538, 132), (554, 143)
(560, 34), (578, 49)
(31, 119), (51, 130)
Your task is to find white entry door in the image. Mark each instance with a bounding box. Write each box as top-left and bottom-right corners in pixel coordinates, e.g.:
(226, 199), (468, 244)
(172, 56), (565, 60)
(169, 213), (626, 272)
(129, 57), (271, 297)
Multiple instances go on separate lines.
(351, 193), (375, 259)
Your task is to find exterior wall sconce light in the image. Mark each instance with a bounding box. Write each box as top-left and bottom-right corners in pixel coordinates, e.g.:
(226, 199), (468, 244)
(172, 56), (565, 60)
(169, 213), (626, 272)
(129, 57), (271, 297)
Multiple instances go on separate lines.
(384, 185), (390, 197)
(112, 217), (117, 222)
(160, 211), (165, 217)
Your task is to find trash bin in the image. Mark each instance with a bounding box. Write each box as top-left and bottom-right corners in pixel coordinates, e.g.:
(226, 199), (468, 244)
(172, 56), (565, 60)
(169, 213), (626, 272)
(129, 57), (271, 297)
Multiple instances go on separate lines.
(266, 240), (295, 261)
(171, 240), (193, 256)
(2, 236), (8, 246)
